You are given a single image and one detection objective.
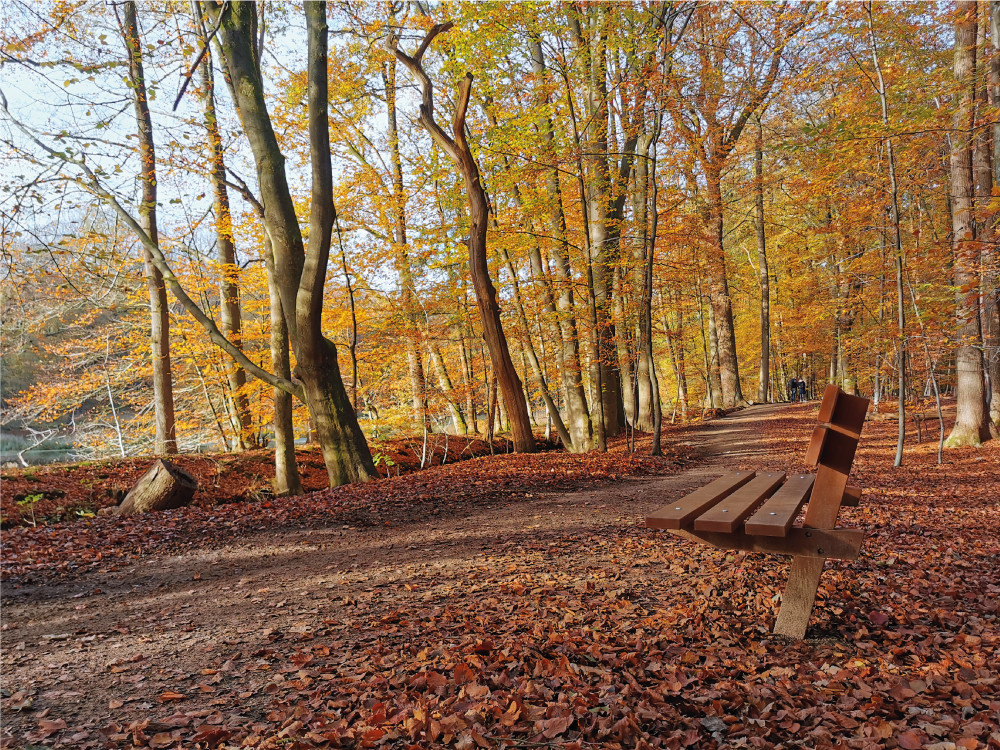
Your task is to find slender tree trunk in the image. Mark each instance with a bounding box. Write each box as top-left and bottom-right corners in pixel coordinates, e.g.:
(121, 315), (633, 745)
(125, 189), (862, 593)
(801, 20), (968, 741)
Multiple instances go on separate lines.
(948, 1), (994, 446)
(427, 341), (468, 434)
(529, 35), (592, 451)
(754, 114), (770, 404)
(265, 237), (301, 496)
(335, 214), (359, 410)
(382, 58), (428, 432)
(644, 138), (662, 453)
(866, 6), (908, 463)
(122, 1), (177, 454)
(456, 307), (478, 434)
(987, 0), (1000, 426)
(706, 296), (723, 408)
(194, 0), (251, 449)
(629, 134), (656, 432)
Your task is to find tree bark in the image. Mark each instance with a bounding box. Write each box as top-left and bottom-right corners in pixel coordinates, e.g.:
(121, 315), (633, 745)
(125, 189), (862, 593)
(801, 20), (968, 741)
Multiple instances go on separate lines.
(704, 162), (745, 408)
(866, 5), (908, 463)
(265, 237), (301, 496)
(121, 1), (177, 454)
(987, 1), (1000, 427)
(628, 134), (656, 432)
(948, 1), (994, 447)
(570, 6), (628, 435)
(754, 114), (771, 404)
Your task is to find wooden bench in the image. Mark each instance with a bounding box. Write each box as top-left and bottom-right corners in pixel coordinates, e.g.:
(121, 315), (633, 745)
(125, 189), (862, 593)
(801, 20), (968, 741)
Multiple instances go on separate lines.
(645, 384), (870, 639)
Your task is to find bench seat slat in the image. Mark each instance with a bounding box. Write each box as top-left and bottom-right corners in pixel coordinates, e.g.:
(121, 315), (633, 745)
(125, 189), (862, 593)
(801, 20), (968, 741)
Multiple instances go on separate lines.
(693, 471), (786, 533)
(744, 473), (815, 537)
(645, 470), (755, 530)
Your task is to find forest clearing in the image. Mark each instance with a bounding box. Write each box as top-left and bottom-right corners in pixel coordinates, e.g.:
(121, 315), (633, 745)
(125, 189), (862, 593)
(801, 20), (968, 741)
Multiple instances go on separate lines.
(2, 0), (1000, 748)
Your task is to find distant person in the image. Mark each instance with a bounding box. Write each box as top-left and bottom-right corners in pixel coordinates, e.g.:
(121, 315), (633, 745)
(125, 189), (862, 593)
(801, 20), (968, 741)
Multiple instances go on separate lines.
(789, 377), (799, 402)
(798, 378), (807, 402)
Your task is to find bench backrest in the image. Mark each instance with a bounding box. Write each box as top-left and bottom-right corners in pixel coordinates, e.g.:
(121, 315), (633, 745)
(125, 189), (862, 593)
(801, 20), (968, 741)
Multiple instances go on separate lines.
(802, 385), (870, 528)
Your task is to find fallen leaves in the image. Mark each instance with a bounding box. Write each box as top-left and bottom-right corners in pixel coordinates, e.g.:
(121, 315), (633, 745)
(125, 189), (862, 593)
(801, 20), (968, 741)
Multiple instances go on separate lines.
(2, 406), (998, 749)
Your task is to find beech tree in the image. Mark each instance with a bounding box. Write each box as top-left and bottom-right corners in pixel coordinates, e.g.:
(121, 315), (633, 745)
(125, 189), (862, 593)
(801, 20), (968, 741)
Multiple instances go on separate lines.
(390, 22), (535, 454)
(203, 1), (377, 482)
(947, 1), (994, 447)
(121, 1), (177, 454)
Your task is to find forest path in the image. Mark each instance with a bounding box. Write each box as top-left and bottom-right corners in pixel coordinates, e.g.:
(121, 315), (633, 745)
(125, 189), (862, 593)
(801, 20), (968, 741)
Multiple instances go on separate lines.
(1, 402), (794, 745)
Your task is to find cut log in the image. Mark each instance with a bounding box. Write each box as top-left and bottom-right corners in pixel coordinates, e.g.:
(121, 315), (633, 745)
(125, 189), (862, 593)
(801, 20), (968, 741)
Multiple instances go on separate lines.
(116, 459), (197, 515)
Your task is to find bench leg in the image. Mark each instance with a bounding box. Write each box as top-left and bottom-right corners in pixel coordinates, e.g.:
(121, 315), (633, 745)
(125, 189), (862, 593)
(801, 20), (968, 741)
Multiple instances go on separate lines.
(773, 557), (825, 639)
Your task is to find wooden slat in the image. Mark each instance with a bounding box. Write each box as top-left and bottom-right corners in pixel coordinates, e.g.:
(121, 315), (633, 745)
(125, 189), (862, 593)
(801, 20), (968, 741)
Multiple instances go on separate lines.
(829, 390), (870, 434)
(744, 474), (815, 537)
(645, 471), (755, 530)
(841, 483), (862, 507)
(804, 425), (827, 466)
(816, 383), (841, 424)
(693, 471), (786, 533)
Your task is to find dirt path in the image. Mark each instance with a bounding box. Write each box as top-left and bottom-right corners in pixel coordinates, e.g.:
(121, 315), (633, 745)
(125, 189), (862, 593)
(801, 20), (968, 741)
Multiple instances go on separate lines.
(0, 405), (791, 747)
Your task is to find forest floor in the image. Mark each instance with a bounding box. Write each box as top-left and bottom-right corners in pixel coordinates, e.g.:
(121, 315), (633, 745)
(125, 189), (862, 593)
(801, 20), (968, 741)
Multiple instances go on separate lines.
(1, 401), (998, 749)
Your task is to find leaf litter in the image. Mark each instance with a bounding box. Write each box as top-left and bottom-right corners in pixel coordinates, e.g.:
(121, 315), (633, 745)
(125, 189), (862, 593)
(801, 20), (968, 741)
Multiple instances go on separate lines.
(1, 403), (997, 749)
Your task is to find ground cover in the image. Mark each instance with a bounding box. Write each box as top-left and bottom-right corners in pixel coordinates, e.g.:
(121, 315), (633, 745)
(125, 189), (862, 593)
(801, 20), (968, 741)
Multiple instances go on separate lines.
(1, 402), (997, 749)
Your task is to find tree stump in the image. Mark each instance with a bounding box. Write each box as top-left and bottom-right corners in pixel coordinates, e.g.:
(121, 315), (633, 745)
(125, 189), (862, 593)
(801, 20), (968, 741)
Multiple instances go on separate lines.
(116, 460), (197, 515)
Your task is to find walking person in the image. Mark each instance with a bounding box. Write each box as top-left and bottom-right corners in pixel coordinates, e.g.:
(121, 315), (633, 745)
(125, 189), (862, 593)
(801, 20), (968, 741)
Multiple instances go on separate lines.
(797, 378), (807, 402)
(789, 376), (799, 403)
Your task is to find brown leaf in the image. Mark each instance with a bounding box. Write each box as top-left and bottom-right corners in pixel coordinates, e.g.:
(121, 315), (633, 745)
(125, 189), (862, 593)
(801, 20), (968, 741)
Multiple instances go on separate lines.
(37, 718), (67, 738)
(897, 730), (925, 750)
(538, 715), (573, 739)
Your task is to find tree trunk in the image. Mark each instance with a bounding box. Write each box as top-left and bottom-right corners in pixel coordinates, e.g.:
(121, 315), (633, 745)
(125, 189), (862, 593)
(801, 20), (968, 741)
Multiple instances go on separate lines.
(117, 459), (197, 515)
(427, 342), (469, 434)
(265, 237), (301, 496)
(456, 307), (478, 434)
(195, 0), (252, 450)
(122, 1), (177, 455)
(987, 0), (1000, 427)
(207, 2), (376, 483)
(629, 134), (656, 432)
(706, 295), (724, 408)
(948, 1), (994, 447)
(705, 162), (746, 408)
(754, 114), (771, 404)
(574, 7), (627, 437)
(382, 57), (428, 431)
(867, 6), (909, 463)
(498, 243), (574, 448)
(391, 25), (534, 453)
(529, 35), (592, 451)
(662, 291), (689, 419)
